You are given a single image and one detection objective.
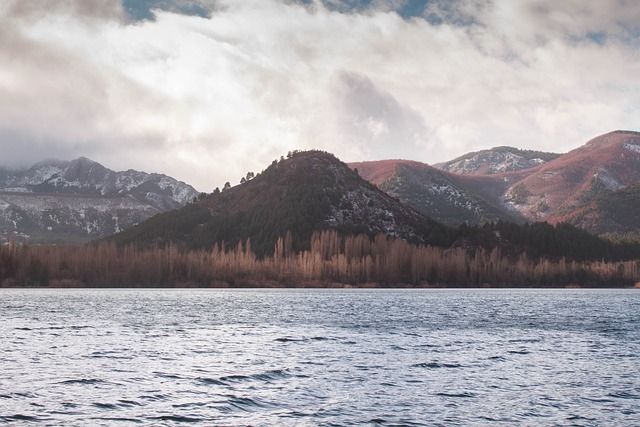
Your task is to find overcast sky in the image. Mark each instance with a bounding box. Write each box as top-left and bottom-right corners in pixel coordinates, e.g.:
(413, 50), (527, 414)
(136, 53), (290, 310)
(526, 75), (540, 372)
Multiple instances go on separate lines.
(2, 0), (639, 191)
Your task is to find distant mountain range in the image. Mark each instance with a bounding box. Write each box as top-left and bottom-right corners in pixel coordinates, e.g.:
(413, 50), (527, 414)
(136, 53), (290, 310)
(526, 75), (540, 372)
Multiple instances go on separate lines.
(352, 131), (640, 234)
(109, 143), (640, 267)
(0, 157), (198, 243)
(2, 130), (639, 245)
(7, 146), (640, 289)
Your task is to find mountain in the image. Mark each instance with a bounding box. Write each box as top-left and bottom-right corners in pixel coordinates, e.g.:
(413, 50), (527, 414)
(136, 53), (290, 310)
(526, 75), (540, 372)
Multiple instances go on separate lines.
(0, 157), (199, 243)
(502, 130), (640, 233)
(111, 150), (453, 256)
(349, 159), (524, 227)
(352, 131), (640, 235)
(435, 146), (559, 175)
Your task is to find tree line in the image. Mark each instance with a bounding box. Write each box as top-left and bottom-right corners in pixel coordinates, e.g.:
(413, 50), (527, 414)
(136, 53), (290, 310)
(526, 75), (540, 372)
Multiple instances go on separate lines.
(1, 230), (639, 288)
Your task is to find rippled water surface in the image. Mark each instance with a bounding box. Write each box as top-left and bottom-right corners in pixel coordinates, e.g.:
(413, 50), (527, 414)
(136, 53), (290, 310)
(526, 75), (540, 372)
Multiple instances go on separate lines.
(1, 288), (639, 426)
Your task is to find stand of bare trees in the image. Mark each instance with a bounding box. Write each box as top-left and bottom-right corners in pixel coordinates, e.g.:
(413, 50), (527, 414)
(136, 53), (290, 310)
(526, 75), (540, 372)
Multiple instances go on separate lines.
(1, 230), (639, 287)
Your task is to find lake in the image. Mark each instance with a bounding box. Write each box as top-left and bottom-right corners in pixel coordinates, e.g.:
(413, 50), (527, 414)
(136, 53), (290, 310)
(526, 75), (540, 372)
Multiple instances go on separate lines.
(1, 288), (639, 426)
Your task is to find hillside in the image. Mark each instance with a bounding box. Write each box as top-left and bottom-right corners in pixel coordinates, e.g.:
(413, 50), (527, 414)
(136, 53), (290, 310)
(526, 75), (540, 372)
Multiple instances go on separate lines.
(503, 131), (640, 232)
(111, 151), (453, 256)
(353, 131), (640, 235)
(435, 146), (559, 175)
(0, 157), (198, 243)
(350, 159), (524, 227)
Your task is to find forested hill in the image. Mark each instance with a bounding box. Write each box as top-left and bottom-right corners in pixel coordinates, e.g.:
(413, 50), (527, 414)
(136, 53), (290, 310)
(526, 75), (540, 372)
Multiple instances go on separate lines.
(109, 150), (453, 256)
(108, 150), (640, 264)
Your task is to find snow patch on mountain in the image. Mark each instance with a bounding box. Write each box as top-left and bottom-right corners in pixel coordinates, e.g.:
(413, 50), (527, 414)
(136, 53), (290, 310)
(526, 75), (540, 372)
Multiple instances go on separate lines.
(427, 182), (480, 212)
(327, 189), (401, 236)
(0, 158), (199, 243)
(593, 169), (623, 191)
(624, 142), (640, 154)
(30, 165), (63, 183)
(437, 147), (558, 175)
(0, 193), (159, 243)
(1, 158), (198, 209)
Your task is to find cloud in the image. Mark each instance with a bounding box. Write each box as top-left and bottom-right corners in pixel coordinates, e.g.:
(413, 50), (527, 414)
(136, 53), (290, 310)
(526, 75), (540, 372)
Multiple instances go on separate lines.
(1, 0), (126, 22)
(1, 0), (639, 191)
(332, 72), (431, 159)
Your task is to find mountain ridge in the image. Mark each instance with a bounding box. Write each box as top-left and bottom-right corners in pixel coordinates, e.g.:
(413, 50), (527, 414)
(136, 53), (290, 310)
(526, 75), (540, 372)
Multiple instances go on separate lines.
(3, 130), (639, 244)
(350, 159), (525, 227)
(352, 130), (640, 235)
(503, 130), (640, 232)
(435, 146), (560, 175)
(0, 157), (199, 243)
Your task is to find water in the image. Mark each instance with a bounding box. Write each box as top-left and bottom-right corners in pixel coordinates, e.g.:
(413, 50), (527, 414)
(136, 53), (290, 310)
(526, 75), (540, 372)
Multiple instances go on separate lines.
(1, 288), (639, 426)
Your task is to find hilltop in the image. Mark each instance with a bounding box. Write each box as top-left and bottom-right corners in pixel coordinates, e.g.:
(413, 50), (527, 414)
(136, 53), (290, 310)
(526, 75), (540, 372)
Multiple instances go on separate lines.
(111, 150), (452, 256)
(502, 131), (640, 232)
(435, 146), (559, 175)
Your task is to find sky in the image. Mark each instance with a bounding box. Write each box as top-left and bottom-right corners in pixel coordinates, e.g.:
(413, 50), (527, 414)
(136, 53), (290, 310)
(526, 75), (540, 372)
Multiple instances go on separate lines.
(1, 0), (639, 192)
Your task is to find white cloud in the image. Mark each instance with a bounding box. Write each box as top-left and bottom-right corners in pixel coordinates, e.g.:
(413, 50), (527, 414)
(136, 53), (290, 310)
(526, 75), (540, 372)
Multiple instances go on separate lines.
(1, 0), (639, 190)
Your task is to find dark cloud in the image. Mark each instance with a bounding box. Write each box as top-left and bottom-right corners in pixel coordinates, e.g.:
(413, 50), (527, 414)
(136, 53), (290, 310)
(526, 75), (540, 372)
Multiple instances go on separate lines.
(335, 72), (430, 159)
(0, 130), (100, 169)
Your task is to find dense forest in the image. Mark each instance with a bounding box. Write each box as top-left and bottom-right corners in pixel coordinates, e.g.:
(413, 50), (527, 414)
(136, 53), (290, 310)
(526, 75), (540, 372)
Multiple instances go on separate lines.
(2, 226), (639, 288)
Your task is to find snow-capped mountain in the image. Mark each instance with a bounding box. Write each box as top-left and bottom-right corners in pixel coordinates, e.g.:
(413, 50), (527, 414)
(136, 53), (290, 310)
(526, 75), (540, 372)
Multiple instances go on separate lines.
(0, 157), (199, 243)
(435, 146), (559, 175)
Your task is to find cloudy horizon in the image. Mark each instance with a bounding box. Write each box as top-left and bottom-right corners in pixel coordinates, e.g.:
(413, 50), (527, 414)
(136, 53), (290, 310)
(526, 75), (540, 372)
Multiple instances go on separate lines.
(2, 0), (639, 191)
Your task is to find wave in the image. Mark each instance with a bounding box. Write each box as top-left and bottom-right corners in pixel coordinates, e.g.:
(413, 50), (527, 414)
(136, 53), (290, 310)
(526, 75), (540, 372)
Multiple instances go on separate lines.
(58, 378), (107, 385)
(221, 394), (275, 412)
(0, 414), (49, 423)
(435, 391), (476, 398)
(412, 362), (462, 369)
(92, 417), (144, 424)
(199, 369), (291, 387)
(147, 415), (204, 423)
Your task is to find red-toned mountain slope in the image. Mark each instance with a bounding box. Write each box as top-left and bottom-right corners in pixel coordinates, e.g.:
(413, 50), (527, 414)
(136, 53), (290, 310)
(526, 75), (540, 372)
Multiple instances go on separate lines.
(504, 130), (640, 232)
(351, 159), (426, 187)
(350, 159), (524, 226)
(352, 131), (640, 234)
